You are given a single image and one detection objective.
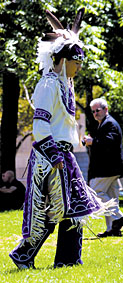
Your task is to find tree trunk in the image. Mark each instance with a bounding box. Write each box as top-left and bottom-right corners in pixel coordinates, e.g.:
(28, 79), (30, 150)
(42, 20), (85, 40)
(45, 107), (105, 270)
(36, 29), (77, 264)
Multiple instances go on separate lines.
(85, 86), (98, 136)
(1, 71), (20, 175)
(0, 126), (1, 178)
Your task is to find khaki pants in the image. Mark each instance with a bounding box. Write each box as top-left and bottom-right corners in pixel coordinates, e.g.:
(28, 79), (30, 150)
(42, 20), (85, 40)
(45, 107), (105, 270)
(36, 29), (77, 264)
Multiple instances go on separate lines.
(90, 176), (123, 231)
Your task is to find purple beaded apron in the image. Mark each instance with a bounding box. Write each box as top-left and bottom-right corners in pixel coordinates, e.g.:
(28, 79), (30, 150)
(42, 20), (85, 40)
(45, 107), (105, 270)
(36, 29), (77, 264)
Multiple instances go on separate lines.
(22, 140), (101, 240)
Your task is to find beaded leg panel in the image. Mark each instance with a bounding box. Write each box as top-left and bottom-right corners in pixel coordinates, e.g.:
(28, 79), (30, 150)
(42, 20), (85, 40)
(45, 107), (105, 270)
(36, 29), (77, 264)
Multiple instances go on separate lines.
(54, 219), (83, 267)
(9, 224), (55, 268)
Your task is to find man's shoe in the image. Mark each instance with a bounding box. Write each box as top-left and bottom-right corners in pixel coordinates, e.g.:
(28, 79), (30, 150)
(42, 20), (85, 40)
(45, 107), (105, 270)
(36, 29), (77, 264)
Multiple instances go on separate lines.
(112, 217), (123, 230)
(97, 229), (122, 238)
(111, 229), (122, 237)
(97, 231), (110, 238)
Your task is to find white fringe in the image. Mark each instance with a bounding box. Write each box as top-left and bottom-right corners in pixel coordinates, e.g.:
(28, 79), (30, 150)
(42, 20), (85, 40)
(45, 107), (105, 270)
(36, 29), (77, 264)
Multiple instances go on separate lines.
(67, 198), (117, 231)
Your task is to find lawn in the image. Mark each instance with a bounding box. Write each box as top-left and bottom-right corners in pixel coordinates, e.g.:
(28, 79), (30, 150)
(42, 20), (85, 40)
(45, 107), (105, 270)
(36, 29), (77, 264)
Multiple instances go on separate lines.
(0, 207), (123, 283)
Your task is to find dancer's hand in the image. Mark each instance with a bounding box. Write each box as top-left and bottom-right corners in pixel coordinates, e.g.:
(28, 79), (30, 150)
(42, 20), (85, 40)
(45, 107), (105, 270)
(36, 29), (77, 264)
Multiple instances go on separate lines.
(54, 161), (64, 170)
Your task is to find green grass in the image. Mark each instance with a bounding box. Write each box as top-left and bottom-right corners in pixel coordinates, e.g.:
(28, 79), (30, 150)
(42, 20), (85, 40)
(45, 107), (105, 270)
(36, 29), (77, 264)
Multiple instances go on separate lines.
(0, 207), (123, 283)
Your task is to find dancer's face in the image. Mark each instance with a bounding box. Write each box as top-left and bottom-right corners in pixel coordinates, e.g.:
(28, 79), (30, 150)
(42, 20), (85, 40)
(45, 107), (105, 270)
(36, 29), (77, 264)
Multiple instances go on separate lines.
(66, 59), (82, 78)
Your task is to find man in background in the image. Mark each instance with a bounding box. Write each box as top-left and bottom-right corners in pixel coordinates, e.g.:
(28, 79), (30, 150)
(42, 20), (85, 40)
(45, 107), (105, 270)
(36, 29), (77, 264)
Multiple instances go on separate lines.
(0, 170), (26, 211)
(83, 98), (123, 237)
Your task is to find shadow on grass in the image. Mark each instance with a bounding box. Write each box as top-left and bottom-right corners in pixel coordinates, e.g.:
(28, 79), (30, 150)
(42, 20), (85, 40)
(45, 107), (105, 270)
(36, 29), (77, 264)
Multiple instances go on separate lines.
(83, 233), (123, 241)
(83, 237), (102, 241)
(6, 263), (81, 275)
(5, 264), (56, 275)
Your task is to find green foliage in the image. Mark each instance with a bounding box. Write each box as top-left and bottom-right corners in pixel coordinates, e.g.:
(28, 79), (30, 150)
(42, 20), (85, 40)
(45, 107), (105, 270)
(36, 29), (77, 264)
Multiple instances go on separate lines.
(0, 0), (45, 79)
(105, 71), (123, 129)
(0, 208), (123, 282)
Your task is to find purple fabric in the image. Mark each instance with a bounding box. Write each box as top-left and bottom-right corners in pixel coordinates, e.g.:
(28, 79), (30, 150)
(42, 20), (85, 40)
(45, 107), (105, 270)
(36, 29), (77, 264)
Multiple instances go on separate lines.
(69, 44), (84, 61)
(33, 135), (63, 167)
(59, 151), (101, 218)
(33, 108), (52, 123)
(22, 144), (101, 240)
(54, 43), (84, 62)
(22, 149), (35, 237)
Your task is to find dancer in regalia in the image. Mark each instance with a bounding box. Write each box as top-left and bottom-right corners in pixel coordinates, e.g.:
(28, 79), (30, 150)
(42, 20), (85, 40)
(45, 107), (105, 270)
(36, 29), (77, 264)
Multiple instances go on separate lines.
(9, 8), (115, 269)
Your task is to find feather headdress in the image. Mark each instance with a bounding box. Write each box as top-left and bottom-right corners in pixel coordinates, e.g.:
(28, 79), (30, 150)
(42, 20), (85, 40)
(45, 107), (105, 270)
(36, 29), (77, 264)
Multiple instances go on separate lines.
(36, 8), (85, 74)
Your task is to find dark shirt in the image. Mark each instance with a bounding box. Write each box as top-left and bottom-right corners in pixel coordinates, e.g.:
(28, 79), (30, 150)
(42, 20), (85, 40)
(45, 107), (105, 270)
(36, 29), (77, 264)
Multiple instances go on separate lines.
(0, 178), (26, 211)
(88, 114), (123, 180)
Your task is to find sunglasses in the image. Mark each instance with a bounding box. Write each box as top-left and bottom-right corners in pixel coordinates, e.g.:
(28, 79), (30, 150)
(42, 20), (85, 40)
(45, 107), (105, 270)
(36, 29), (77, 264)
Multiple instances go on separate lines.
(92, 108), (103, 114)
